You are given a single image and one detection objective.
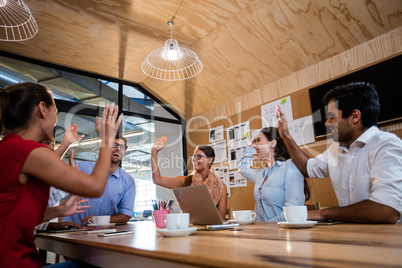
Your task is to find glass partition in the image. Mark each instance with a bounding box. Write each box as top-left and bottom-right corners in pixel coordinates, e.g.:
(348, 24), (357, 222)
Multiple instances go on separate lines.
(0, 52), (185, 213)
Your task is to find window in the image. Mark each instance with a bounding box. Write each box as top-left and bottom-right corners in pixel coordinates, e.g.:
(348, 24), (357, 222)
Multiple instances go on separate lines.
(0, 52), (185, 214)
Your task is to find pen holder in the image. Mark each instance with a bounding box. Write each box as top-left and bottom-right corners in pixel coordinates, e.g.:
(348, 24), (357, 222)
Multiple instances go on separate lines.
(153, 209), (170, 228)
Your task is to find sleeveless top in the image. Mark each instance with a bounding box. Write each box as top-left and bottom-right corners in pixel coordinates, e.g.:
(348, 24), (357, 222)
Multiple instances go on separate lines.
(0, 134), (49, 268)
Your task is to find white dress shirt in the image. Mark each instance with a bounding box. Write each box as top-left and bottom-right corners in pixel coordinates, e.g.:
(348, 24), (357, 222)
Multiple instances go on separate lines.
(307, 126), (402, 219)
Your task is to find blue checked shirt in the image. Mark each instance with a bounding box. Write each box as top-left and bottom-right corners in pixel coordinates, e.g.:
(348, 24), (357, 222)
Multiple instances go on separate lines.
(63, 161), (136, 224)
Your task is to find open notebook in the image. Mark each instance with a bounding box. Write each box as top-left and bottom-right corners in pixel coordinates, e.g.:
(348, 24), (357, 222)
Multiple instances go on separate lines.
(173, 184), (223, 225)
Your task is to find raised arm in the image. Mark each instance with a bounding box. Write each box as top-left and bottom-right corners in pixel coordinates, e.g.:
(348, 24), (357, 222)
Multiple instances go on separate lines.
(238, 139), (261, 183)
(23, 103), (123, 197)
(276, 105), (310, 176)
(151, 136), (185, 189)
(54, 124), (84, 159)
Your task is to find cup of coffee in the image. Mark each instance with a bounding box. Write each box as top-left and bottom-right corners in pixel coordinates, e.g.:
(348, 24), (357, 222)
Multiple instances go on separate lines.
(165, 213), (190, 230)
(153, 209), (170, 228)
(88, 215), (110, 225)
(232, 210), (256, 221)
(283, 206), (307, 223)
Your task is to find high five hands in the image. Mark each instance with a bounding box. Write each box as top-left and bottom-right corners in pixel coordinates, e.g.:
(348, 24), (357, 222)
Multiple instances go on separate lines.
(152, 136), (168, 152)
(96, 103), (123, 148)
(63, 124), (85, 146)
(276, 104), (290, 139)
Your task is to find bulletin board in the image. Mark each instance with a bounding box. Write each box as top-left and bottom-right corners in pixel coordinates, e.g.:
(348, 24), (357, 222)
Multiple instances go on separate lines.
(186, 87), (340, 211)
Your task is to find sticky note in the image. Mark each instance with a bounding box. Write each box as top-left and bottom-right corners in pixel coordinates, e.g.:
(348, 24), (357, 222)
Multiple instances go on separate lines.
(280, 98), (287, 104)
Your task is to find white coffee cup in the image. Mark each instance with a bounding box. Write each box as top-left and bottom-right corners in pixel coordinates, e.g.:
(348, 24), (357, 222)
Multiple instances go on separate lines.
(232, 210), (256, 221)
(88, 215), (111, 225)
(283, 206), (307, 223)
(165, 213), (189, 230)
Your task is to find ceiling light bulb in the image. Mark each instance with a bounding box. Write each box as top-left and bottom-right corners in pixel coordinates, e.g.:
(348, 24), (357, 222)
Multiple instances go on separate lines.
(166, 50), (178, 60)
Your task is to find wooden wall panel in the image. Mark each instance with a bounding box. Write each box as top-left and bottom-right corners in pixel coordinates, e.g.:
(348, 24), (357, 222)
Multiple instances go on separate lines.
(187, 28), (402, 212)
(190, 27), (402, 129)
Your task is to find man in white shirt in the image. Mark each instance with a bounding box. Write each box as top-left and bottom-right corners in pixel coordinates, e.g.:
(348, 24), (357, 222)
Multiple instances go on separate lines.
(276, 82), (402, 223)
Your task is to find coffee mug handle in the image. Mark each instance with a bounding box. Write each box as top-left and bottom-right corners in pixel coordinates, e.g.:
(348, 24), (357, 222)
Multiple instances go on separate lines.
(88, 218), (94, 225)
(251, 212), (256, 219)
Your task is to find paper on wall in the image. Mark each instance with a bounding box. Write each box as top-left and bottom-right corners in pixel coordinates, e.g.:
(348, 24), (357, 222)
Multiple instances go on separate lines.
(210, 140), (227, 163)
(209, 125), (224, 143)
(288, 115), (315, 146)
(227, 121), (250, 169)
(229, 170), (247, 188)
(252, 129), (261, 138)
(213, 166), (230, 197)
(261, 96), (293, 128)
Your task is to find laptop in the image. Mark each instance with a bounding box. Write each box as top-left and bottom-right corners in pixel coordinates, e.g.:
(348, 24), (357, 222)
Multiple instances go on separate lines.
(173, 184), (223, 225)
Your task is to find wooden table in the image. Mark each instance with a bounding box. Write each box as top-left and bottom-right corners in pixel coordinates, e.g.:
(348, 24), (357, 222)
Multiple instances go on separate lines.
(36, 221), (402, 267)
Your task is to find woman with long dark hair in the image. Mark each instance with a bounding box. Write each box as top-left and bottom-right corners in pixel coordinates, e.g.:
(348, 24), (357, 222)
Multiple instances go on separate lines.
(239, 127), (309, 221)
(0, 82), (122, 267)
(151, 136), (227, 219)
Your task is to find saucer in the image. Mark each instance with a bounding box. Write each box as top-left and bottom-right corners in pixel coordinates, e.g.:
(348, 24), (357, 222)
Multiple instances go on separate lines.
(87, 223), (116, 228)
(277, 220), (317, 228)
(229, 218), (256, 225)
(157, 227), (197, 237)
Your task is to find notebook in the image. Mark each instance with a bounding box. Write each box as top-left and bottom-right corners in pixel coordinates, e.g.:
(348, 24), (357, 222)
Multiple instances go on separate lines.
(173, 184), (223, 225)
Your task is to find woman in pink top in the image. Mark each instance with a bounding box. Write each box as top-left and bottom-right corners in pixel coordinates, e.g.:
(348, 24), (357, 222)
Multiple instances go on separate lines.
(151, 136), (227, 219)
(0, 82), (122, 267)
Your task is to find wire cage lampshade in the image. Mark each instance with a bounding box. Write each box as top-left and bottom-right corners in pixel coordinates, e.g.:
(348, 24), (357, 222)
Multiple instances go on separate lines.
(142, 21), (203, 81)
(0, 0), (38, 41)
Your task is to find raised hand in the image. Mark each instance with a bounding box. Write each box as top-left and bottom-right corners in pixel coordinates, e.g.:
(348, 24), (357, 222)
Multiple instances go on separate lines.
(69, 148), (78, 168)
(58, 196), (90, 217)
(152, 136), (168, 152)
(98, 103), (123, 148)
(95, 116), (100, 136)
(276, 104), (290, 139)
(63, 124), (85, 145)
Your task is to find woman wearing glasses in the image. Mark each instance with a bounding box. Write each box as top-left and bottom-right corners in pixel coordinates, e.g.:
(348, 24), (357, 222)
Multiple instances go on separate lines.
(152, 136), (227, 219)
(238, 127), (309, 222)
(0, 82), (122, 267)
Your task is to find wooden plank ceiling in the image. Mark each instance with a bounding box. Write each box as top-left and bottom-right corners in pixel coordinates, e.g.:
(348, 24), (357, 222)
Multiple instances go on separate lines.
(1, 0), (401, 119)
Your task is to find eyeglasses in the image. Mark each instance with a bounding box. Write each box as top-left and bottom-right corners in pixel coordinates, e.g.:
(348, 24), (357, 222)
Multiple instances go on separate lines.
(191, 154), (209, 160)
(113, 142), (127, 150)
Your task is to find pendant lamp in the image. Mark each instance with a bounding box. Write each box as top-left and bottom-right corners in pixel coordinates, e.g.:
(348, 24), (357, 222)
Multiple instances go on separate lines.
(0, 0), (38, 41)
(141, 4), (202, 81)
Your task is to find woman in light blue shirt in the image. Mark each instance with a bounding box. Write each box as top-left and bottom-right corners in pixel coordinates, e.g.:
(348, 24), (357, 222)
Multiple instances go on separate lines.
(239, 127), (309, 222)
